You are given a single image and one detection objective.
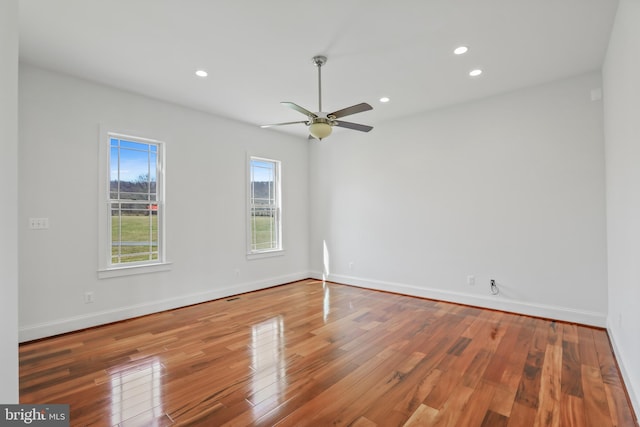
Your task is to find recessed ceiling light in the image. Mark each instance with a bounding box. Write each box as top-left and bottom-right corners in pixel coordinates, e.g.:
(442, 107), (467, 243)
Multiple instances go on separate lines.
(454, 46), (468, 55)
(379, 97), (390, 103)
(195, 70), (208, 77)
(469, 69), (483, 77)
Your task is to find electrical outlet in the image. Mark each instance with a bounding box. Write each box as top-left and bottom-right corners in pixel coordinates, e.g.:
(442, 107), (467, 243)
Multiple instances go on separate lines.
(490, 279), (499, 295)
(84, 292), (95, 304)
(467, 275), (475, 286)
(348, 261), (354, 271)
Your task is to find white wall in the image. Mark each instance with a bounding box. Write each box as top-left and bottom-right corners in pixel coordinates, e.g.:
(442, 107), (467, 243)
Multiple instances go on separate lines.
(18, 64), (310, 341)
(310, 72), (608, 326)
(0, 0), (19, 403)
(603, 0), (640, 415)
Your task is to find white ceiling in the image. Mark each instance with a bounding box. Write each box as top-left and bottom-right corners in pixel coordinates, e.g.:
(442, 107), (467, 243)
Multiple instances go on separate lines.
(19, 0), (619, 138)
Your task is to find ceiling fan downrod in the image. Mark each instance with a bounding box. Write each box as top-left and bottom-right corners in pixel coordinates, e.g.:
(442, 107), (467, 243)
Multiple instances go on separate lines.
(312, 55), (327, 113)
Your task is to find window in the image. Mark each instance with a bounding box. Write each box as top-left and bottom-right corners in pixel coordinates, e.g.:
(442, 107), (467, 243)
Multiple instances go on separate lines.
(248, 156), (282, 255)
(100, 132), (165, 273)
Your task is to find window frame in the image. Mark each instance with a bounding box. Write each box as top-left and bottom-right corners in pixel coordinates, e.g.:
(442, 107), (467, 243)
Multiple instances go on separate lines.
(247, 155), (283, 259)
(98, 127), (170, 278)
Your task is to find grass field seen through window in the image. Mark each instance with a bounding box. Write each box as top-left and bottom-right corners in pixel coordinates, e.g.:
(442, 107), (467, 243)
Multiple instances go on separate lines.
(111, 214), (277, 263)
(251, 215), (277, 251)
(111, 215), (158, 263)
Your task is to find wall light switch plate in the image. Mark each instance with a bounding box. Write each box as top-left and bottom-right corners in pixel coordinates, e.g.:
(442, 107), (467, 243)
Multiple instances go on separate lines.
(29, 218), (49, 229)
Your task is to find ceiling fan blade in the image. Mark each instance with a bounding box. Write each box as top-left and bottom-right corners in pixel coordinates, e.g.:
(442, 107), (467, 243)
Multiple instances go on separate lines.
(329, 102), (373, 119)
(281, 102), (318, 118)
(260, 121), (308, 128)
(334, 121), (373, 132)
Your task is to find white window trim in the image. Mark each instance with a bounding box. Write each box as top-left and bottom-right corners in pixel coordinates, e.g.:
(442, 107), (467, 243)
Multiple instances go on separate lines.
(247, 155), (283, 259)
(246, 249), (285, 261)
(98, 126), (171, 278)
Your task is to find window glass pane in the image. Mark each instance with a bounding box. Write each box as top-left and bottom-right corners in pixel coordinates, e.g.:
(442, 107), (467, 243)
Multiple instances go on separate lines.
(149, 152), (157, 183)
(110, 146), (120, 197)
(120, 149), (151, 195)
(251, 208), (276, 250)
(108, 135), (161, 266)
(249, 157), (280, 253)
(110, 205), (158, 263)
(119, 140), (149, 151)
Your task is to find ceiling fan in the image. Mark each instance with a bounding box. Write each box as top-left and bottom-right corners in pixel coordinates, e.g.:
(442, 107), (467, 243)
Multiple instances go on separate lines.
(261, 55), (373, 140)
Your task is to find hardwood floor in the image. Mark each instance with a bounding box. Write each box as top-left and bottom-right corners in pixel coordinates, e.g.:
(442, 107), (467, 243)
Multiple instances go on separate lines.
(20, 279), (637, 426)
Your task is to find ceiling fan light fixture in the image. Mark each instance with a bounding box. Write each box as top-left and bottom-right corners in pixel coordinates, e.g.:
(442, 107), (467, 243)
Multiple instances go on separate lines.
(309, 122), (332, 139)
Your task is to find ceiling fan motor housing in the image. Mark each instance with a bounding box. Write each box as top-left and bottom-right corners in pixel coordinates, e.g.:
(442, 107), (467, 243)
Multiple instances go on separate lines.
(312, 55), (327, 67)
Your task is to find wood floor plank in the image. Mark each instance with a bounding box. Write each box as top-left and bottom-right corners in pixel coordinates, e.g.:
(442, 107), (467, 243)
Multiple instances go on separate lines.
(455, 380), (497, 427)
(501, 323), (535, 391)
(582, 364), (615, 427)
(402, 404), (439, 426)
(563, 323), (580, 344)
(577, 326), (600, 368)
(508, 402), (537, 427)
(427, 382), (475, 426)
(560, 394), (586, 427)
(604, 381), (637, 427)
(390, 366), (443, 416)
(562, 340), (583, 400)
(483, 327), (520, 383)
(490, 384), (519, 418)
(481, 410), (509, 427)
(515, 356), (543, 410)
(18, 279), (637, 426)
(534, 343), (562, 427)
(350, 416), (378, 427)
(592, 329), (638, 427)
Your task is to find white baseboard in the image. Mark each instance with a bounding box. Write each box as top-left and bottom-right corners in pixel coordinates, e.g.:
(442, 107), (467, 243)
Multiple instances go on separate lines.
(607, 321), (640, 420)
(310, 271), (607, 327)
(19, 271), (309, 342)
(20, 270), (607, 338)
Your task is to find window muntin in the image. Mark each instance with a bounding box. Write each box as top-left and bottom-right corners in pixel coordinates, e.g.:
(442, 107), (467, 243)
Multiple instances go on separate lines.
(109, 136), (162, 266)
(249, 157), (281, 253)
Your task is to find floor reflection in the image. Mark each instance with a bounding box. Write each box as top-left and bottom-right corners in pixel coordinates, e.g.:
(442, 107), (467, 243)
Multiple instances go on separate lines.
(323, 283), (331, 322)
(110, 357), (163, 425)
(250, 316), (286, 408)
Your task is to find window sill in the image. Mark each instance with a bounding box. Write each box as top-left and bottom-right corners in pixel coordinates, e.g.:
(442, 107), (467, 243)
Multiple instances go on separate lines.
(247, 249), (285, 260)
(98, 262), (173, 279)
